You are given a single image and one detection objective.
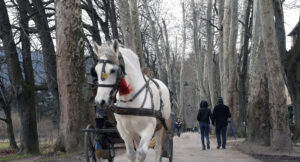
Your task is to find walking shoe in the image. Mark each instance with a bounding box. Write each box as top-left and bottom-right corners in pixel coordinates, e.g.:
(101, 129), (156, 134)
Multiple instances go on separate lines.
(202, 146), (206, 150)
(222, 145), (226, 149)
(207, 142), (210, 149)
(217, 145), (220, 149)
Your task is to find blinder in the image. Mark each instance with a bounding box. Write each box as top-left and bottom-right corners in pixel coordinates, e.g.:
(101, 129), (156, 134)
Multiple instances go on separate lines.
(94, 52), (126, 105)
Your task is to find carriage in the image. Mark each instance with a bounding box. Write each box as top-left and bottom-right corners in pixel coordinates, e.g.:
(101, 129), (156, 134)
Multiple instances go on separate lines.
(81, 108), (174, 162)
(82, 40), (174, 162)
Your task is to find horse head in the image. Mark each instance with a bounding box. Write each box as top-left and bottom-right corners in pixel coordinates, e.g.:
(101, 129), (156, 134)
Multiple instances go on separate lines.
(93, 40), (126, 107)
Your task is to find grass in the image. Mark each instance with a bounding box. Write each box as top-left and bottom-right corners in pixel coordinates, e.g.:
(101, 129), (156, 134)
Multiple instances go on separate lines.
(0, 142), (9, 150)
(0, 154), (32, 161)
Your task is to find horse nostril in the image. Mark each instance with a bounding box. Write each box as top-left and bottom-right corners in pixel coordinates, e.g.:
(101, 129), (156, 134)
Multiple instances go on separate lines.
(100, 100), (106, 105)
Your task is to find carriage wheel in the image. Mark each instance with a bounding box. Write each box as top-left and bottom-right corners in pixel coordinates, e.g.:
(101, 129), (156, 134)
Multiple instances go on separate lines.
(168, 137), (173, 162)
(84, 124), (97, 162)
(108, 143), (115, 162)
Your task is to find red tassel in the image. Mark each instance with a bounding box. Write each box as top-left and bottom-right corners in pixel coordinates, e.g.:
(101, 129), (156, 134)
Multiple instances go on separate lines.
(119, 77), (132, 96)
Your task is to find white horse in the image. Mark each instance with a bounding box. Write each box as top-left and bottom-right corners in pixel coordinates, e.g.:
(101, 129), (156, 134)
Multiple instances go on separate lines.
(93, 40), (171, 162)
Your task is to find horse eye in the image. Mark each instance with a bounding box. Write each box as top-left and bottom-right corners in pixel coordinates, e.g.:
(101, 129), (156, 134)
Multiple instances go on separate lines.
(110, 69), (116, 74)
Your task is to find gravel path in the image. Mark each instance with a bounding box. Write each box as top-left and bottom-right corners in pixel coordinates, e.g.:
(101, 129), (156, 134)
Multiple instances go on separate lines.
(114, 132), (260, 162)
(7, 132), (260, 162)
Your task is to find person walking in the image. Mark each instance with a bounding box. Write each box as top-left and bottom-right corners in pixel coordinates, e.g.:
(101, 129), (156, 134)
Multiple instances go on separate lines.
(212, 97), (231, 149)
(197, 100), (212, 150)
(175, 118), (183, 137)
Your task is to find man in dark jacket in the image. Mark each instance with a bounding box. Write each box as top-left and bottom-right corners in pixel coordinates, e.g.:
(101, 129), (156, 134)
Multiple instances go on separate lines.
(212, 97), (231, 149)
(197, 100), (212, 150)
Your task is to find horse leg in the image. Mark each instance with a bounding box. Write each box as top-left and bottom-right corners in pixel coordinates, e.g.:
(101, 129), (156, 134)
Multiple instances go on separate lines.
(154, 128), (164, 162)
(136, 127), (154, 162)
(116, 123), (136, 162)
(124, 139), (136, 162)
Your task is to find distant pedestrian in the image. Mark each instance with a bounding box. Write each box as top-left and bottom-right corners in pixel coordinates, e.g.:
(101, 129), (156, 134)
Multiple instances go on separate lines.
(175, 118), (183, 137)
(197, 100), (212, 150)
(212, 97), (231, 149)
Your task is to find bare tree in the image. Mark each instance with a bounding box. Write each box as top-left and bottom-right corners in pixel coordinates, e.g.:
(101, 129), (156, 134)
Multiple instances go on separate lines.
(25, 0), (59, 104)
(191, 0), (207, 109)
(55, 0), (91, 152)
(247, 0), (270, 144)
(118, 0), (135, 50)
(142, 0), (164, 79)
(286, 28), (300, 140)
(222, 0), (239, 128)
(179, 2), (186, 118)
(205, 0), (218, 106)
(0, 81), (18, 150)
(0, 0), (39, 154)
(237, 0), (253, 135)
(259, 0), (292, 150)
(129, 0), (144, 66)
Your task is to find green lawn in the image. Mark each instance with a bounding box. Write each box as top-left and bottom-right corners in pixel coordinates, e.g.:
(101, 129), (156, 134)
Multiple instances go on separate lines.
(0, 142), (9, 150)
(0, 154), (32, 161)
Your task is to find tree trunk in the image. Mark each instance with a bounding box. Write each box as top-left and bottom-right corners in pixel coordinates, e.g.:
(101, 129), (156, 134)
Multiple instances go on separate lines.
(17, 0), (40, 153)
(206, 0), (217, 106)
(83, 0), (102, 45)
(129, 0), (144, 66)
(5, 109), (18, 149)
(218, 0), (224, 98)
(286, 38), (300, 140)
(191, 0), (207, 108)
(26, 0), (59, 103)
(222, 0), (239, 128)
(259, 0), (292, 150)
(179, 2), (186, 118)
(247, 3), (271, 142)
(55, 0), (90, 152)
(117, 0), (135, 49)
(162, 20), (174, 92)
(0, 0), (39, 154)
(237, 0), (252, 135)
(109, 0), (119, 40)
(273, 0), (287, 67)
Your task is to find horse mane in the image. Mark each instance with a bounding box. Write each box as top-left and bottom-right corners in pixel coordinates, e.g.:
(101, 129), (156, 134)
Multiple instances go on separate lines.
(95, 42), (138, 66)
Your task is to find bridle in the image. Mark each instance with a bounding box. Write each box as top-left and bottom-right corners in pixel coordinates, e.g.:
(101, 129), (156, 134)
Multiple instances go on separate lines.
(95, 53), (126, 106)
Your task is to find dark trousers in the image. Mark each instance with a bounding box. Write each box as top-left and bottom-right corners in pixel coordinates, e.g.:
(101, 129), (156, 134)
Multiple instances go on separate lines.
(216, 125), (227, 148)
(176, 127), (181, 137)
(199, 123), (210, 147)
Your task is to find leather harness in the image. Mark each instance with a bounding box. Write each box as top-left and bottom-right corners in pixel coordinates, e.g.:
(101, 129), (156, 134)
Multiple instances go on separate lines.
(94, 52), (168, 131)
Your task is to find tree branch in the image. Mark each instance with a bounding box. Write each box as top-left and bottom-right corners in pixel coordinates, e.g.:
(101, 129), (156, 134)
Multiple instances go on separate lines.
(35, 84), (48, 91)
(200, 17), (222, 31)
(0, 117), (7, 123)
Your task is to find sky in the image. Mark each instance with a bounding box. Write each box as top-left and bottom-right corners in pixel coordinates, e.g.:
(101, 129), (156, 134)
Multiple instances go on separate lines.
(283, 0), (300, 50)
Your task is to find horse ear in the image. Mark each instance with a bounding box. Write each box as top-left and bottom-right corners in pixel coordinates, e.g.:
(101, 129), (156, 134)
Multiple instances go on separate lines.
(112, 39), (119, 54)
(94, 42), (103, 57)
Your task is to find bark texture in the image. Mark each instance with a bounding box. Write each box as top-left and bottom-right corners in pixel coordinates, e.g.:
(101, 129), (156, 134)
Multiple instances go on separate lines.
(118, 0), (134, 50)
(237, 0), (252, 135)
(222, 0), (239, 128)
(129, 0), (144, 66)
(247, 2), (270, 143)
(286, 32), (300, 140)
(55, 0), (90, 152)
(206, 0), (217, 106)
(191, 0), (207, 108)
(259, 0), (292, 150)
(179, 2), (186, 117)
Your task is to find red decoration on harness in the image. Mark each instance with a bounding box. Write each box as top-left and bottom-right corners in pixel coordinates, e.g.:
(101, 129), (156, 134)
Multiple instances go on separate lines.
(119, 77), (132, 96)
